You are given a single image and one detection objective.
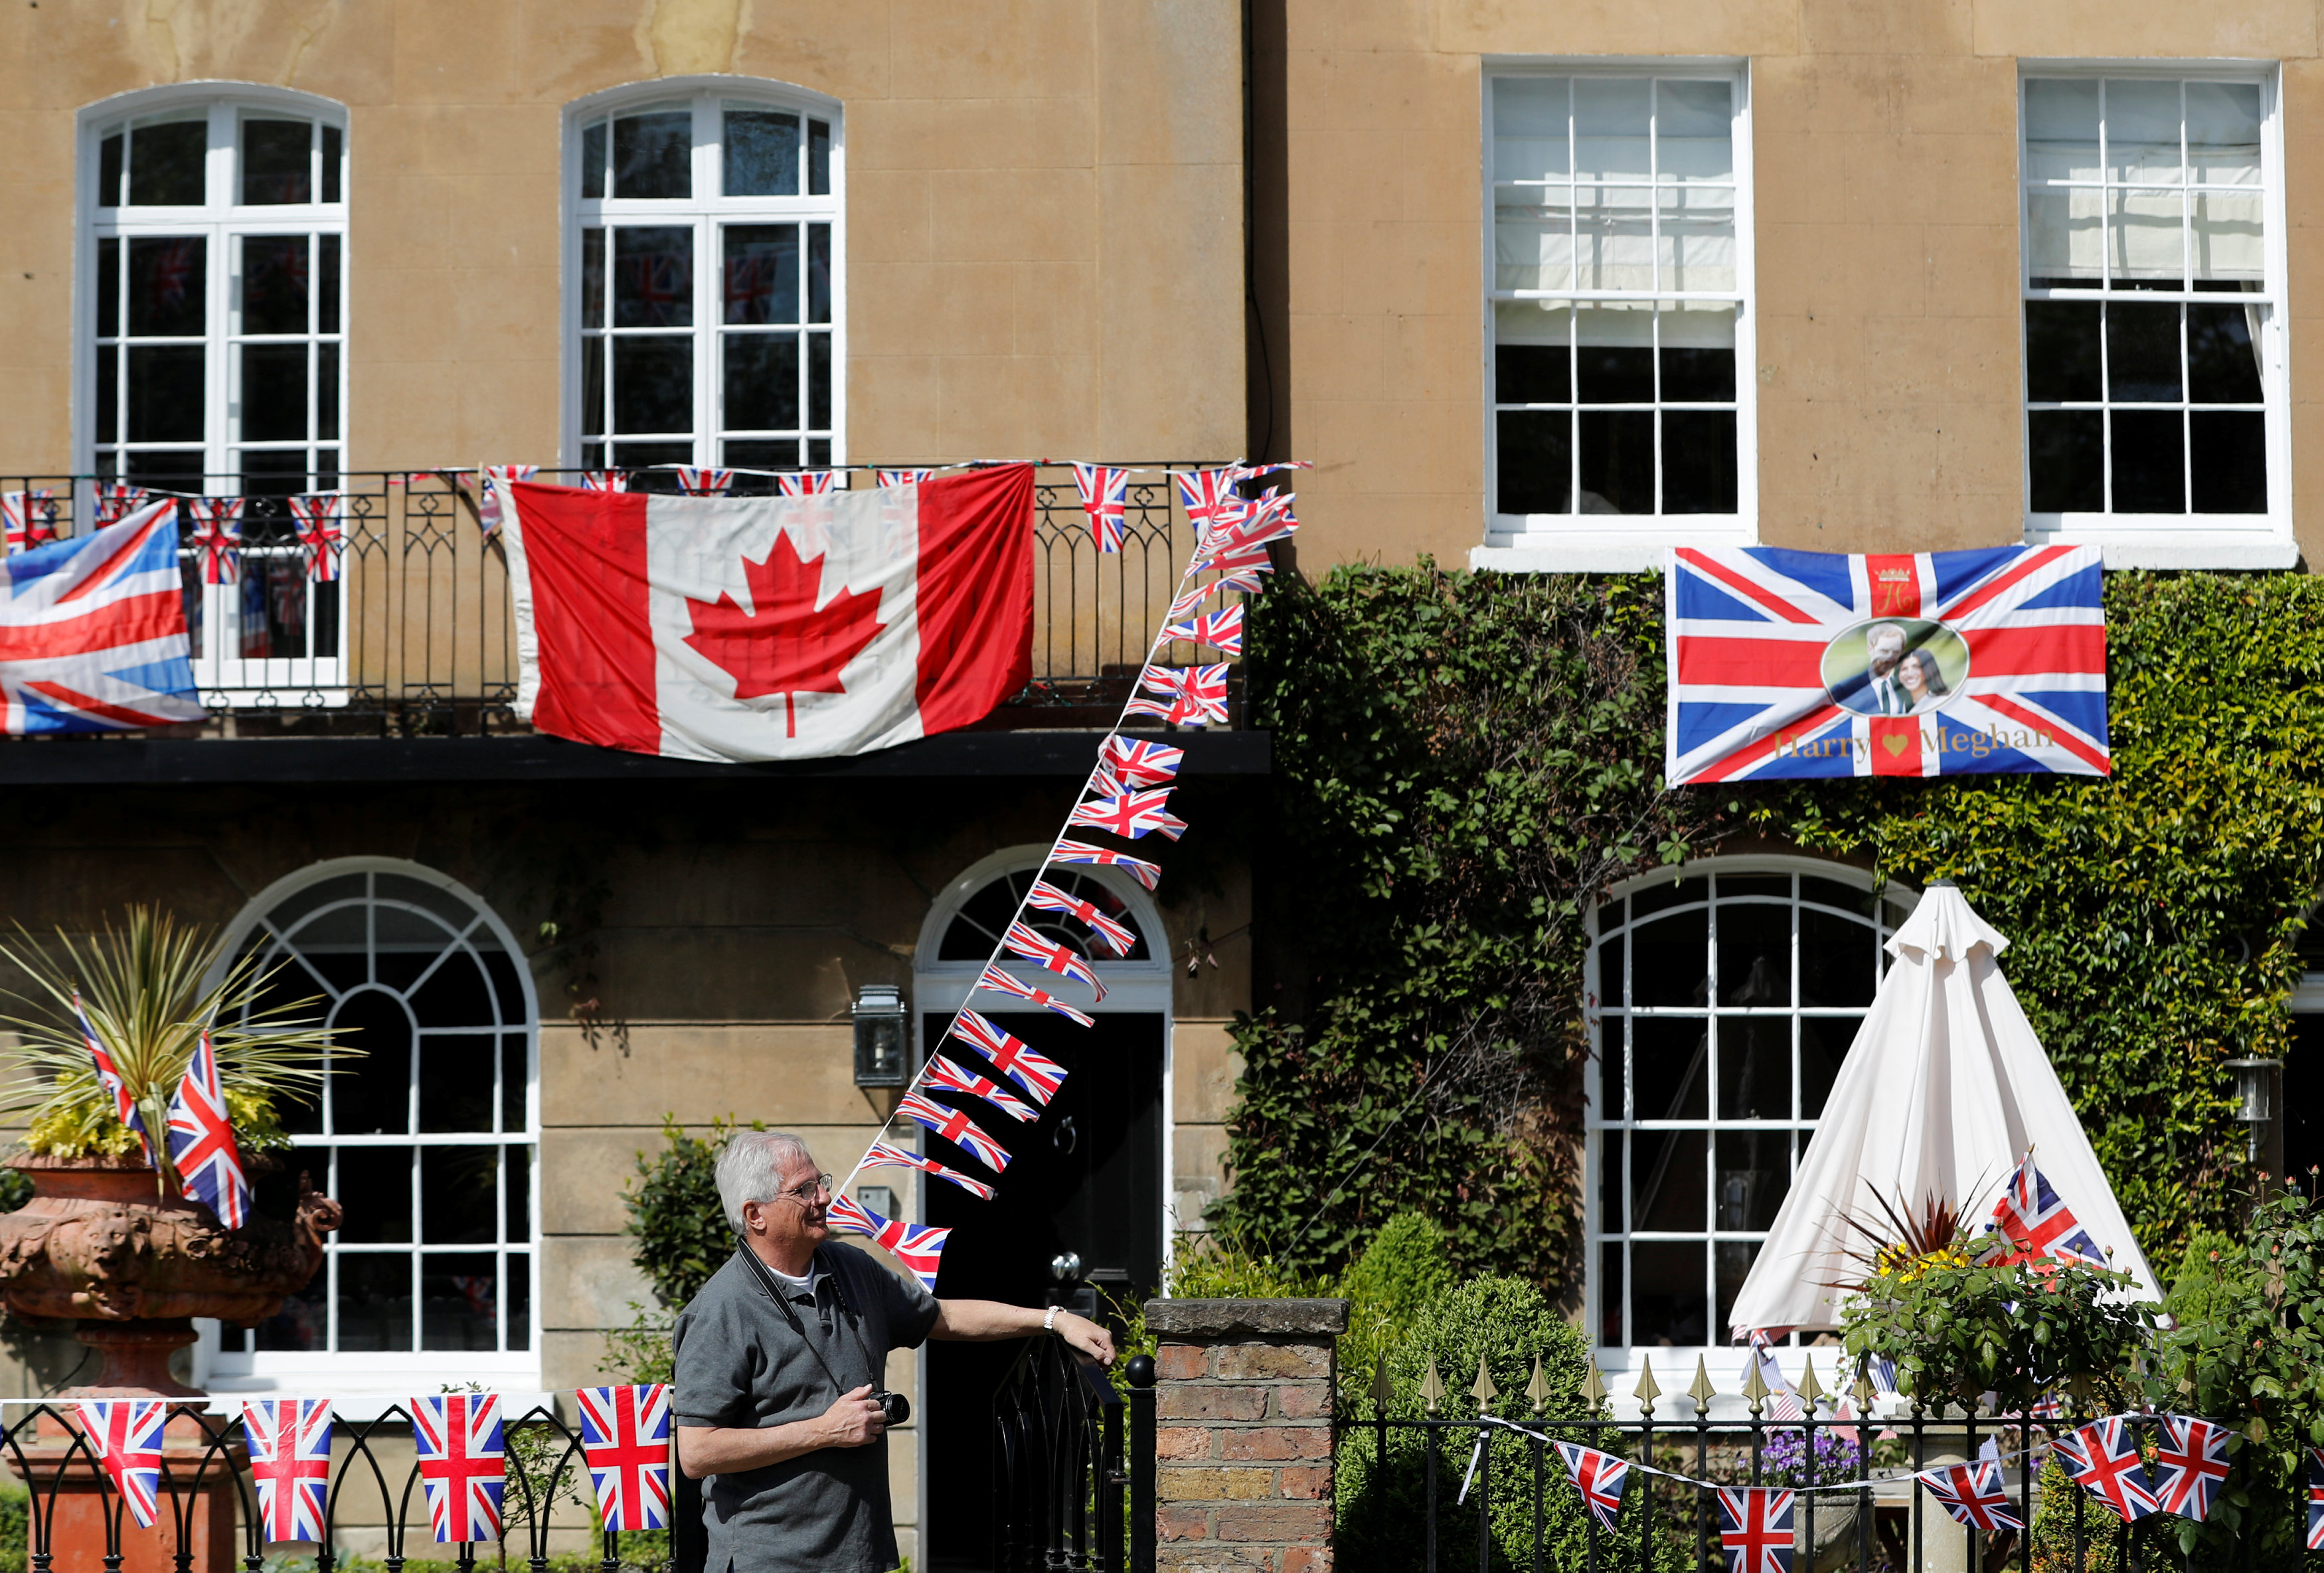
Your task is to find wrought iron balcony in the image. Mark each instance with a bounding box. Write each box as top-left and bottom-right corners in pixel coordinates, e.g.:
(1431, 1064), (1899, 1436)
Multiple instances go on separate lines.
(0, 465), (1248, 740)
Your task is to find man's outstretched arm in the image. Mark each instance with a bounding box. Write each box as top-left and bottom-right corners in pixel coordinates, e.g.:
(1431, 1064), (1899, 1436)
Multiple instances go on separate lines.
(930, 1299), (1116, 1365)
(675, 1385), (888, 1479)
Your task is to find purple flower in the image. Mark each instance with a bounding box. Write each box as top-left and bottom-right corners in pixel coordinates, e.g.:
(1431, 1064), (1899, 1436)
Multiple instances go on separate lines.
(1758, 1428), (1863, 1487)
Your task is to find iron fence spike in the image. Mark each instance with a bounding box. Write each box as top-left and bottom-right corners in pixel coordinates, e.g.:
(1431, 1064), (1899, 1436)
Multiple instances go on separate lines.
(1471, 1357), (1498, 1410)
(1632, 1354), (1661, 1417)
(1798, 1351), (1825, 1413)
(1372, 1351), (1393, 1413)
(1689, 1355), (1718, 1417)
(1581, 1354), (1608, 1412)
(1527, 1354), (1552, 1415)
(1422, 1359), (1446, 1416)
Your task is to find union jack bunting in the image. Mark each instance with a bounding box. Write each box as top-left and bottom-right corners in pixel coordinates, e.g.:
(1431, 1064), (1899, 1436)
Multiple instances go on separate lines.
(2151, 1415), (2231, 1521)
(826, 1191), (884, 1236)
(877, 469), (935, 487)
(410, 1393), (507, 1542)
(1742, 1331), (1804, 1421)
(576, 1384), (673, 1533)
(94, 482), (151, 526)
(924, 1053), (1041, 1123)
(948, 1009), (1068, 1104)
(776, 471), (836, 495)
(165, 1029), (250, 1230)
(1026, 879), (1138, 956)
(1072, 463), (1129, 552)
(1163, 604), (1244, 658)
(1141, 663), (1230, 726)
(1716, 1488), (1795, 1573)
(1166, 584), (1213, 623)
(1173, 469), (1236, 537)
(1068, 787), (1187, 843)
(1985, 1151), (2107, 1268)
(1199, 495), (1297, 562)
(189, 497), (245, 584)
(863, 1138), (998, 1200)
(75, 991), (152, 1163)
(1001, 919), (1108, 999)
(475, 466), (539, 537)
(288, 495), (344, 582)
(2307, 1448), (2323, 1550)
(1552, 1442), (1631, 1532)
(1223, 459), (1313, 480)
(825, 1194), (951, 1288)
(1204, 563), (1272, 598)
(1665, 544), (2110, 784)
(896, 1088), (1015, 1171)
(975, 963), (1096, 1026)
(1198, 542), (1276, 584)
(675, 467), (733, 496)
(76, 1400), (167, 1529)
(578, 471), (630, 491)
(1097, 735), (1185, 791)
(3, 489), (60, 554)
(1918, 1460), (2023, 1532)
(2054, 1418), (2159, 1523)
(1051, 839), (1161, 892)
(242, 1398), (333, 1542)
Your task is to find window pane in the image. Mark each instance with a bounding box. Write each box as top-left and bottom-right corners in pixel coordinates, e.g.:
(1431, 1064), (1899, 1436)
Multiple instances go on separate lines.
(722, 224), (798, 324)
(582, 120), (607, 199)
(97, 238), (120, 337)
(808, 225), (831, 323)
(422, 1035), (499, 1131)
(2025, 187), (2102, 286)
(1716, 1017), (1789, 1119)
(1598, 1242), (1624, 1345)
(240, 344), (308, 441)
(614, 337), (693, 434)
(2029, 410), (2103, 511)
(1659, 185), (1735, 292)
(328, 989), (415, 1134)
(126, 236), (207, 337)
(725, 438), (798, 470)
(808, 119), (831, 195)
(503, 1036), (527, 1134)
(1494, 191), (1574, 292)
(99, 133), (124, 207)
(1630, 1240), (1707, 1345)
(1576, 185), (1652, 291)
(1799, 908), (1876, 1008)
(2188, 305), (2263, 402)
(615, 440), (693, 470)
(2189, 412), (2266, 512)
(505, 1144), (531, 1237)
(2108, 188), (2183, 288)
(1579, 410), (1653, 513)
(1718, 906), (1790, 1007)
(421, 1145), (501, 1244)
(1496, 412), (1571, 515)
(2025, 302), (2101, 402)
(337, 1254), (414, 1352)
(321, 124), (342, 204)
(1497, 343), (1570, 404)
(2185, 83), (2262, 186)
(582, 228), (606, 330)
(256, 1265), (325, 1351)
(2104, 80), (2183, 185)
(124, 450), (205, 492)
(2191, 189), (2264, 286)
(724, 108), (801, 196)
(1631, 1017), (1709, 1120)
(506, 1252), (532, 1351)
(242, 118), (313, 205)
(808, 333), (831, 428)
(724, 332), (799, 431)
(420, 1252), (499, 1351)
(336, 1146), (415, 1243)
(318, 235), (341, 335)
(2024, 78), (2100, 184)
(319, 343), (339, 440)
(1799, 1018), (1853, 1119)
(614, 110), (692, 199)
(128, 118), (207, 207)
(1631, 1131), (1706, 1231)
(1573, 77), (1649, 182)
(242, 236), (310, 335)
(1659, 302), (1735, 399)
(807, 438), (831, 466)
(1658, 79), (1733, 180)
(614, 226), (693, 328)
(1631, 906), (1708, 1007)
(1493, 78), (1569, 181)
(2106, 302), (2181, 402)
(1714, 1240), (1760, 1334)
(1661, 412), (1736, 514)
(582, 337), (606, 436)
(95, 348), (118, 444)
(125, 346), (205, 441)
(1599, 1129), (1624, 1232)
(1714, 1131), (1787, 1230)
(1575, 306), (1653, 402)
(2110, 409), (2184, 511)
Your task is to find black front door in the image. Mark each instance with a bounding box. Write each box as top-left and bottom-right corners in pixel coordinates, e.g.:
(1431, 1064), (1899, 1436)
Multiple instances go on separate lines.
(920, 1009), (1164, 1572)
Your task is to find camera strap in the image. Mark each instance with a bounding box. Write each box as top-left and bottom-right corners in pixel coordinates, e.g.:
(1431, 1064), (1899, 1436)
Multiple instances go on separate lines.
(732, 1237), (885, 1400)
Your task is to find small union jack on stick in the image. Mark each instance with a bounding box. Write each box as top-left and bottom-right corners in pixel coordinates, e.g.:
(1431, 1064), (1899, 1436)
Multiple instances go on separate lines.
(1026, 880), (1138, 957)
(1052, 840), (1161, 891)
(75, 991), (152, 1163)
(166, 1028), (251, 1229)
(1000, 920), (1108, 1000)
(826, 1193), (952, 1288)
(1097, 734), (1185, 790)
(1162, 604), (1244, 657)
(1068, 787), (1187, 843)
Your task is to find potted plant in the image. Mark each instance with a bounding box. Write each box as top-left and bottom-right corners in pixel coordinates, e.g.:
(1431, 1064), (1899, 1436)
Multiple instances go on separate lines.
(0, 908), (349, 1396)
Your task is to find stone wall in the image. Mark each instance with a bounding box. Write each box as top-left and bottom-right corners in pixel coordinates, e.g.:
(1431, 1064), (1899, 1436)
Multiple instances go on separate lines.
(1143, 1297), (1347, 1573)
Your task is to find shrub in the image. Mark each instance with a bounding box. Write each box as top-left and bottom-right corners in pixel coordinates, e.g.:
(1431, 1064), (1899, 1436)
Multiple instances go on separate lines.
(1339, 1210), (1455, 1406)
(623, 1114), (758, 1308)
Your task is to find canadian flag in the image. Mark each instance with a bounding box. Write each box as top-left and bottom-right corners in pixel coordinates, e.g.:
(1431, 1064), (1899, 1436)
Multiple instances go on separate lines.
(494, 467), (1034, 761)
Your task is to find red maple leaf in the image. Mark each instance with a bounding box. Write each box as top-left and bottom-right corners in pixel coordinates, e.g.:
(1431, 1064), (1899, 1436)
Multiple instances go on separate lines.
(681, 531), (885, 736)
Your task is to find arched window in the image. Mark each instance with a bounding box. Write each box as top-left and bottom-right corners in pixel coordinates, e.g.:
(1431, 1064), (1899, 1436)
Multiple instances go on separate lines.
(566, 80), (842, 481)
(207, 860), (539, 1388)
(1590, 859), (1914, 1352)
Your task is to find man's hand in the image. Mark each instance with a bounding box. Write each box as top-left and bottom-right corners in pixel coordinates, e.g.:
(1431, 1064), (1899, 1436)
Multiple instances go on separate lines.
(1052, 1310), (1116, 1367)
(821, 1383), (887, 1448)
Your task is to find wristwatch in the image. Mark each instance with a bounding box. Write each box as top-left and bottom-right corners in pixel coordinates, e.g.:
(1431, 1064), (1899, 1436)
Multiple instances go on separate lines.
(1044, 1306), (1061, 1335)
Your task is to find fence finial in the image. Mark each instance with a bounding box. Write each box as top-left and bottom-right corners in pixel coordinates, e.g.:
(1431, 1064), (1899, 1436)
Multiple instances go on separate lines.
(1689, 1355), (1717, 1418)
(1527, 1354), (1552, 1416)
(1581, 1353), (1608, 1413)
(1797, 1351), (1825, 1416)
(1851, 1366), (1878, 1415)
(1422, 1359), (1446, 1416)
(1632, 1355), (1661, 1418)
(1740, 1350), (1770, 1418)
(1471, 1357), (1497, 1412)
(1372, 1351), (1393, 1414)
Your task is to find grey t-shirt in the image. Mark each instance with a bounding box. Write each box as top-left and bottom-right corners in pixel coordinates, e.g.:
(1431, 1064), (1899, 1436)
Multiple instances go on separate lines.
(673, 1243), (940, 1573)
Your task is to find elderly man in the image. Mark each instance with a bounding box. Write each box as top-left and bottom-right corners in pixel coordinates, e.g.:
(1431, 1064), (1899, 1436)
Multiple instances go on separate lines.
(673, 1129), (1114, 1573)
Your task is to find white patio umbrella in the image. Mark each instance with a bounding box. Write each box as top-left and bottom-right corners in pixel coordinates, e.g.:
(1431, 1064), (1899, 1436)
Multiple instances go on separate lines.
(1726, 880), (2163, 1339)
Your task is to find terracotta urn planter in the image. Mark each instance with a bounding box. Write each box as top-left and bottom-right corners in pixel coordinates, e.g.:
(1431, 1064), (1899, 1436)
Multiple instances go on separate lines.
(0, 1153), (341, 1396)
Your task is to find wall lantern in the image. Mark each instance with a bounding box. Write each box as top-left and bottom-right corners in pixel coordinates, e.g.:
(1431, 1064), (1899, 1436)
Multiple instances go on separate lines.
(2224, 1056), (2283, 1175)
(853, 985), (909, 1087)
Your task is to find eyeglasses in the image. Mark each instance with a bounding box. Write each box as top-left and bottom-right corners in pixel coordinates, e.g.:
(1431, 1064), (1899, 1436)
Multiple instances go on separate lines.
(777, 1173), (834, 1204)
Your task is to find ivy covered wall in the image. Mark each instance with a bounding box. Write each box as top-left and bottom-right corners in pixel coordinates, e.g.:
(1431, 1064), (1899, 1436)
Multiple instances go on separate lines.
(1216, 564), (2324, 1291)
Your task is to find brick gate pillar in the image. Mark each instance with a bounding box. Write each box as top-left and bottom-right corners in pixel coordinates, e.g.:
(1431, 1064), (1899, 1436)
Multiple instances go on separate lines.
(1142, 1297), (1349, 1573)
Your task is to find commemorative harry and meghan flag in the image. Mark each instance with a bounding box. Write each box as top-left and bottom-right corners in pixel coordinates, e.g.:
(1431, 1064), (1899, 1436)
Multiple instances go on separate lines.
(1665, 544), (2110, 784)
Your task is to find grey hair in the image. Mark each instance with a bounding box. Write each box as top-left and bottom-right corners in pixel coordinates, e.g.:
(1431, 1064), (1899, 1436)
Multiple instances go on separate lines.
(715, 1129), (817, 1232)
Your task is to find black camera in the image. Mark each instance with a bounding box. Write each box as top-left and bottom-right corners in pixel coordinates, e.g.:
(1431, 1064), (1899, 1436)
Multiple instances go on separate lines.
(870, 1389), (911, 1426)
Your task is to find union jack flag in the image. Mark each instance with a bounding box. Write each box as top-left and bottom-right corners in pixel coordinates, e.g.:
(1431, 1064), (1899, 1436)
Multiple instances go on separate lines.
(475, 467), (538, 536)
(288, 494), (343, 583)
(1553, 1442), (1631, 1532)
(94, 483), (151, 525)
(1985, 1152), (2106, 1269)
(2307, 1448), (2323, 1550)
(878, 469), (935, 487)
(1026, 879), (1137, 956)
(76, 1399), (167, 1528)
(1001, 919), (1107, 999)
(0, 504), (203, 729)
(1139, 664), (1230, 727)
(578, 471), (630, 491)
(576, 1384), (673, 1533)
(1743, 1331), (1804, 1421)
(242, 1398), (333, 1542)
(1096, 734), (1184, 791)
(675, 467), (732, 496)
(1072, 463), (1129, 552)
(1166, 584), (1214, 623)
(410, 1393), (507, 1542)
(975, 963), (1095, 1026)
(1666, 544), (2109, 784)
(1205, 563), (1272, 597)
(776, 471), (836, 495)
(1199, 493), (1296, 561)
(1052, 839), (1161, 891)
(2054, 1418), (2159, 1523)
(863, 1138), (997, 1200)
(1224, 459), (1313, 481)
(1918, 1459), (2023, 1532)
(1163, 604), (1244, 658)
(825, 1194), (952, 1288)
(75, 991), (152, 1163)
(1069, 787), (1187, 843)
(3, 489), (60, 554)
(165, 1029), (250, 1229)
(896, 1089), (1015, 1171)
(1197, 542), (1276, 585)
(1716, 1487), (1795, 1573)
(1173, 469), (1236, 537)
(2151, 1415), (2230, 1521)
(949, 1009), (1068, 1104)
(189, 497), (244, 584)
(924, 1053), (1040, 1123)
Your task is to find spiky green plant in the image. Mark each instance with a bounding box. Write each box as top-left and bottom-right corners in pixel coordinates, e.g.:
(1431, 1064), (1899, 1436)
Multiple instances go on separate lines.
(0, 907), (351, 1189)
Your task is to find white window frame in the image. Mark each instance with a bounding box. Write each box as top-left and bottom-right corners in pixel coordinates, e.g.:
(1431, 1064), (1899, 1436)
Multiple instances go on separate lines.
(196, 857), (543, 1401)
(1585, 856), (1917, 1398)
(74, 84), (353, 700)
(560, 78), (846, 476)
(1473, 60), (1758, 575)
(2018, 62), (2293, 570)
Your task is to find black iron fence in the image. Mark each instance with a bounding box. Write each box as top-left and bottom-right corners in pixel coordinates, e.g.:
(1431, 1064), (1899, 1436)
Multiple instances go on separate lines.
(989, 1336), (1149, 1573)
(1, 465), (1240, 737)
